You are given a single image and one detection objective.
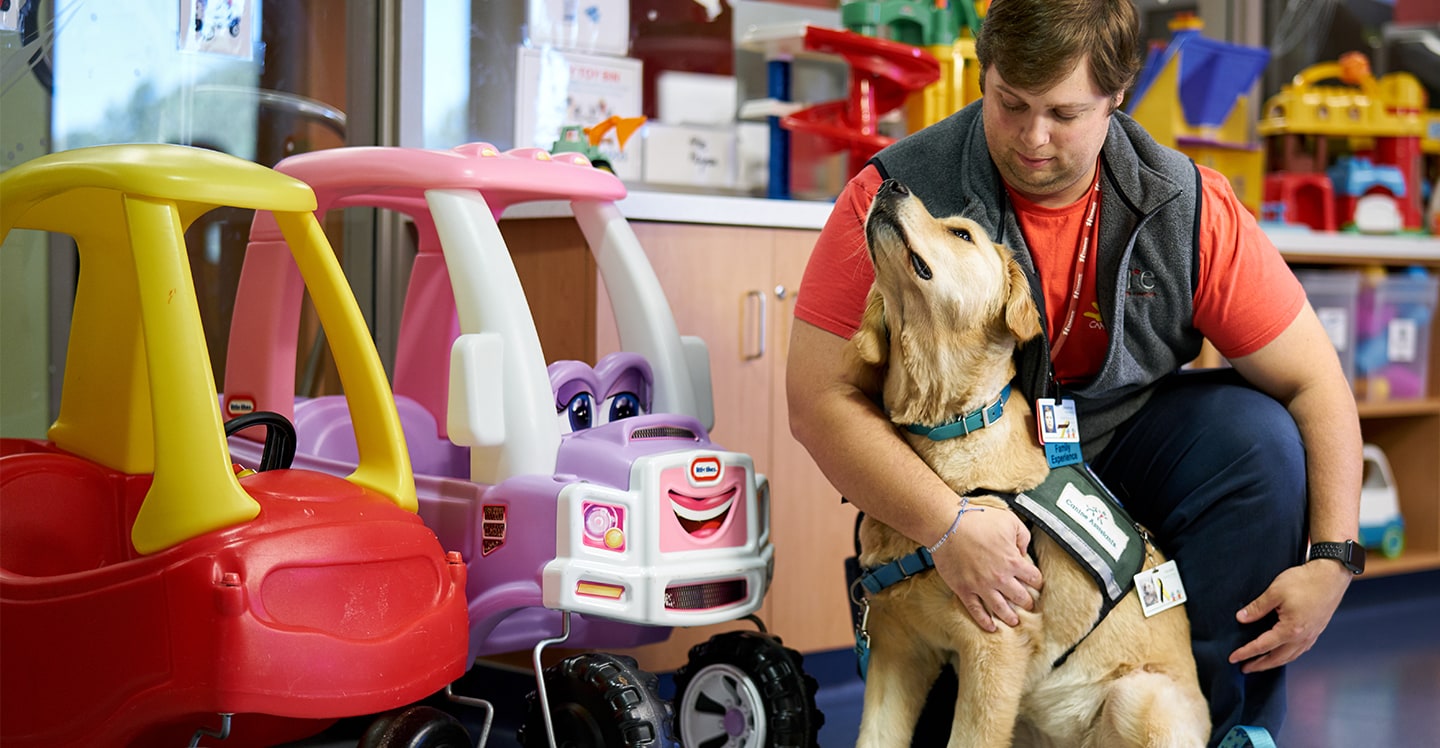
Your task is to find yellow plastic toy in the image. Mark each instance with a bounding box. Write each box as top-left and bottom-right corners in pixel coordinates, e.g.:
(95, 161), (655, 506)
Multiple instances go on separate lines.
(1259, 51), (1432, 231)
(1127, 14), (1270, 214)
(909, 34), (984, 133)
(1259, 52), (1427, 139)
(0, 144), (416, 554)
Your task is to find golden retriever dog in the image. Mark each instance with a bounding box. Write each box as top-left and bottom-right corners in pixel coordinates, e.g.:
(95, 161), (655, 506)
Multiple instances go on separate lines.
(849, 179), (1210, 747)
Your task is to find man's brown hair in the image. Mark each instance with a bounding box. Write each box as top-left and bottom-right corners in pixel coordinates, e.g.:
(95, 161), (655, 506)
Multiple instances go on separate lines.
(975, 0), (1142, 101)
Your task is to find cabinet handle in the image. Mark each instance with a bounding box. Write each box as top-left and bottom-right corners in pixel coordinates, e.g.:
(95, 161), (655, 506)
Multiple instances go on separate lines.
(775, 284), (790, 301)
(744, 289), (767, 361)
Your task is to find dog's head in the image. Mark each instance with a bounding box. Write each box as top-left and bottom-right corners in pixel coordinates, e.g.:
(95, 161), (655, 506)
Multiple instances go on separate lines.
(853, 179), (1041, 375)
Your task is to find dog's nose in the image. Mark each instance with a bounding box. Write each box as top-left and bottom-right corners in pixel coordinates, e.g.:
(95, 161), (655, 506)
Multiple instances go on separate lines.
(880, 179), (910, 196)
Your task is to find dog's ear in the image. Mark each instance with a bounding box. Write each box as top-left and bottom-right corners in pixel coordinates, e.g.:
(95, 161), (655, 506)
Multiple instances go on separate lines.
(1003, 255), (1043, 343)
(852, 286), (890, 366)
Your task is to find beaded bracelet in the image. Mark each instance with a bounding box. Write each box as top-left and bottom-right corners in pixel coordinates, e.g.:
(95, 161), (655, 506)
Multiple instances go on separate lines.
(927, 496), (986, 554)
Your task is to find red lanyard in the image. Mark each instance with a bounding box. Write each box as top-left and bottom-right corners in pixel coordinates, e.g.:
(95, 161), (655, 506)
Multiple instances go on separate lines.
(1050, 176), (1101, 360)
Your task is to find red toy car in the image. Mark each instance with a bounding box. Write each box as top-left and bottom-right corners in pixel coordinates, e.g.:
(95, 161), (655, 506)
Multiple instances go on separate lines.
(0, 145), (471, 747)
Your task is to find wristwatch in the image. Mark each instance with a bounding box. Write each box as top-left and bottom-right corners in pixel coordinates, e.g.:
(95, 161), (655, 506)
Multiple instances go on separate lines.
(1308, 540), (1366, 575)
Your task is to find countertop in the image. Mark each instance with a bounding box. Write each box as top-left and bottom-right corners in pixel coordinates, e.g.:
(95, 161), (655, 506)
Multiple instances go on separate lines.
(501, 189), (1440, 263)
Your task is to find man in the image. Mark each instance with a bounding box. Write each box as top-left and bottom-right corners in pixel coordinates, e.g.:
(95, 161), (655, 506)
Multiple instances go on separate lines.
(785, 0), (1363, 743)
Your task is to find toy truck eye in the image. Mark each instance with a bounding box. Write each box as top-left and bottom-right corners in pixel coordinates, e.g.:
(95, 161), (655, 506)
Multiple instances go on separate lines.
(559, 393), (595, 433)
(602, 392), (644, 423)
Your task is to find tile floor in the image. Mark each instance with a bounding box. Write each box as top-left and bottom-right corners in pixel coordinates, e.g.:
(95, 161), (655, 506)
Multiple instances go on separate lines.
(294, 569), (1440, 747)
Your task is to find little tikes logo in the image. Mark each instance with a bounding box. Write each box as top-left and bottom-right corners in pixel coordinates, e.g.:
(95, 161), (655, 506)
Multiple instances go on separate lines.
(226, 396), (256, 416)
(689, 456), (722, 484)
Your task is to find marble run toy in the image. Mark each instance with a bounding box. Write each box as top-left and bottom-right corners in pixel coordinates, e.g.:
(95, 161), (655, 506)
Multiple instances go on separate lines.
(741, 23), (940, 198)
(1128, 14), (1270, 215)
(222, 144), (823, 747)
(1260, 51), (1430, 232)
(840, 0), (987, 132)
(0, 145), (470, 748)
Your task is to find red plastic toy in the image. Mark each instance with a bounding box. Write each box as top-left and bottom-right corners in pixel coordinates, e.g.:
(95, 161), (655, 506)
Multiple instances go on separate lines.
(0, 145), (470, 747)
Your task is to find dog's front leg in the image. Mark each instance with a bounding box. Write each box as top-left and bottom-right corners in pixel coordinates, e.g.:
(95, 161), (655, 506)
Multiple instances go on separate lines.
(855, 606), (945, 748)
(948, 624), (1032, 748)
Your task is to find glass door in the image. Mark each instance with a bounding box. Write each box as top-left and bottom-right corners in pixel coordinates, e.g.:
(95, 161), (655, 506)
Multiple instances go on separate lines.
(0, 0), (388, 436)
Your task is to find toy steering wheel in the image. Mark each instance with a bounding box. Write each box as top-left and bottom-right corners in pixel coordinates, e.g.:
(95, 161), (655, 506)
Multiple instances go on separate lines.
(224, 411), (298, 472)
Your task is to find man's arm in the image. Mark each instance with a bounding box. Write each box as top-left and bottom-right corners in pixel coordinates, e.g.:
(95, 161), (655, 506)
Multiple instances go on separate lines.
(786, 318), (1043, 631)
(1226, 300), (1362, 672)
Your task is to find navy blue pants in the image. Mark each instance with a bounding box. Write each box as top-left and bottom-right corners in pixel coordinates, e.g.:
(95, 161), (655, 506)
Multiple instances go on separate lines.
(908, 369), (1308, 746)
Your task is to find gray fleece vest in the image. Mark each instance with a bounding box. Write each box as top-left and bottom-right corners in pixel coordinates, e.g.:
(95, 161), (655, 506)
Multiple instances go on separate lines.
(871, 101), (1205, 455)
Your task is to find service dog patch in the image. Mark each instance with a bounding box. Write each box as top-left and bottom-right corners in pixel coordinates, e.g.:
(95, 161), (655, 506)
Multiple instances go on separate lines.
(1007, 464), (1145, 607)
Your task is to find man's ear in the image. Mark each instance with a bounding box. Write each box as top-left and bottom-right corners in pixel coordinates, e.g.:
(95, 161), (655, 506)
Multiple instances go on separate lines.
(852, 286), (890, 366)
(1003, 256), (1042, 343)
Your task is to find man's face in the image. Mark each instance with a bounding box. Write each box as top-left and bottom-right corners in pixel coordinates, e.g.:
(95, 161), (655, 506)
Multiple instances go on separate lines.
(981, 58), (1121, 208)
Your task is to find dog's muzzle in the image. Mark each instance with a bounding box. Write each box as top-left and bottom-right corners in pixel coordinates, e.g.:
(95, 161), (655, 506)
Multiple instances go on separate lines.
(866, 180), (911, 258)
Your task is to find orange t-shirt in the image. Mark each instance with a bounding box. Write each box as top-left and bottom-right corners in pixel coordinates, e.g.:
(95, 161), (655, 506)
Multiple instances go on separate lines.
(794, 163), (1304, 383)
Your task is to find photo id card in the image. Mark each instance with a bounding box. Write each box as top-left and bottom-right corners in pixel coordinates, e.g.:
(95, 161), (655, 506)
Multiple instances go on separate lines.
(1036, 398), (1079, 444)
(1036, 398), (1082, 467)
(1134, 560), (1188, 618)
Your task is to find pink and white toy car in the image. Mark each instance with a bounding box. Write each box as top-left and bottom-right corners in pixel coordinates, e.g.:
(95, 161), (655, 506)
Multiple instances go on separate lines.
(223, 144), (822, 747)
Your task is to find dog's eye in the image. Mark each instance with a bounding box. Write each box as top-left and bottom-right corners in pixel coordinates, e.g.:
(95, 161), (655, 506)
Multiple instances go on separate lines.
(909, 251), (933, 280)
(950, 227), (972, 242)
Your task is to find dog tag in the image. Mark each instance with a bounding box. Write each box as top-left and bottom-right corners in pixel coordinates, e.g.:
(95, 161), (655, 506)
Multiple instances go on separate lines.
(1133, 560), (1188, 618)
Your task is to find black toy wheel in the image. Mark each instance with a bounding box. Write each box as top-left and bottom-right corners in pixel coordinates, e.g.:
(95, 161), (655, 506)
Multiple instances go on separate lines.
(224, 410), (297, 471)
(673, 631), (823, 748)
(359, 705), (471, 748)
(518, 652), (674, 747)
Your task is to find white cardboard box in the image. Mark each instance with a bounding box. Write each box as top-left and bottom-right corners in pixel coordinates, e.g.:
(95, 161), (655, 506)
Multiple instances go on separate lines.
(526, 0), (630, 57)
(514, 46), (644, 181)
(642, 123), (738, 189)
(657, 71), (738, 127)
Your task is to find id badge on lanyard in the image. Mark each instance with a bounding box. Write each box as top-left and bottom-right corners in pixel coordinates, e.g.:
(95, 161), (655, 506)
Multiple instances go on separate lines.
(1036, 397), (1082, 468)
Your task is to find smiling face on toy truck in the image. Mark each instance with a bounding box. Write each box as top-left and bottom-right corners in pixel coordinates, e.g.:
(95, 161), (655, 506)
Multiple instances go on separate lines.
(544, 355), (771, 622)
(0, 144), (467, 748)
(221, 143), (773, 656)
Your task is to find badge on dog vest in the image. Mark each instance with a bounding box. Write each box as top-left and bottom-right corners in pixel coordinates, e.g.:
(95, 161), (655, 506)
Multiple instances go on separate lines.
(1006, 464), (1144, 606)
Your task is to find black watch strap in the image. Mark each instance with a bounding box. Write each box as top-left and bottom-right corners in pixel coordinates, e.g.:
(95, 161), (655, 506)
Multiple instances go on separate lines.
(1308, 540), (1365, 575)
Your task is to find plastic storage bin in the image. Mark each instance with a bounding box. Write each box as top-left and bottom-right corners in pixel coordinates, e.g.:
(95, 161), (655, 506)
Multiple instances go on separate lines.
(1295, 269), (1362, 386)
(1354, 268), (1439, 401)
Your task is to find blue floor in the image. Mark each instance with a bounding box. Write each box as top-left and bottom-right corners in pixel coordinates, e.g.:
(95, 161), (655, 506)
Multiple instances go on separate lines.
(299, 570), (1440, 747)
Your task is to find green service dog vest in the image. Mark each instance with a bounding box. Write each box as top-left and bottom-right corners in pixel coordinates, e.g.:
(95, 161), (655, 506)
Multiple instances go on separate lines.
(1008, 463), (1145, 611)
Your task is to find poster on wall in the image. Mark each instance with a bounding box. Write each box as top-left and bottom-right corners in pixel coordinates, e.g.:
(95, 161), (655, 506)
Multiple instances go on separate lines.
(514, 46), (643, 181)
(178, 0), (258, 60)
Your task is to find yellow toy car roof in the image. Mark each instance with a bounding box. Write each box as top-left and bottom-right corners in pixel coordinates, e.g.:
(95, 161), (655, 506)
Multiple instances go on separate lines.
(1, 144), (414, 554)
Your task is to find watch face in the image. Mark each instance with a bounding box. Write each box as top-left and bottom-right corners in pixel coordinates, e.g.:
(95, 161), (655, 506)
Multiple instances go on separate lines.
(1346, 541), (1366, 573)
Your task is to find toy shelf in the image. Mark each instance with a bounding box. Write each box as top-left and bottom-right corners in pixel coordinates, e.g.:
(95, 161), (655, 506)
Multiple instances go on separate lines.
(1273, 231), (1440, 580)
(1270, 231), (1440, 266)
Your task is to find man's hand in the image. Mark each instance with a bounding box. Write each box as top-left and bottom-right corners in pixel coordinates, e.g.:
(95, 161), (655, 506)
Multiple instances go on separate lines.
(932, 507), (1043, 632)
(1229, 560), (1352, 673)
